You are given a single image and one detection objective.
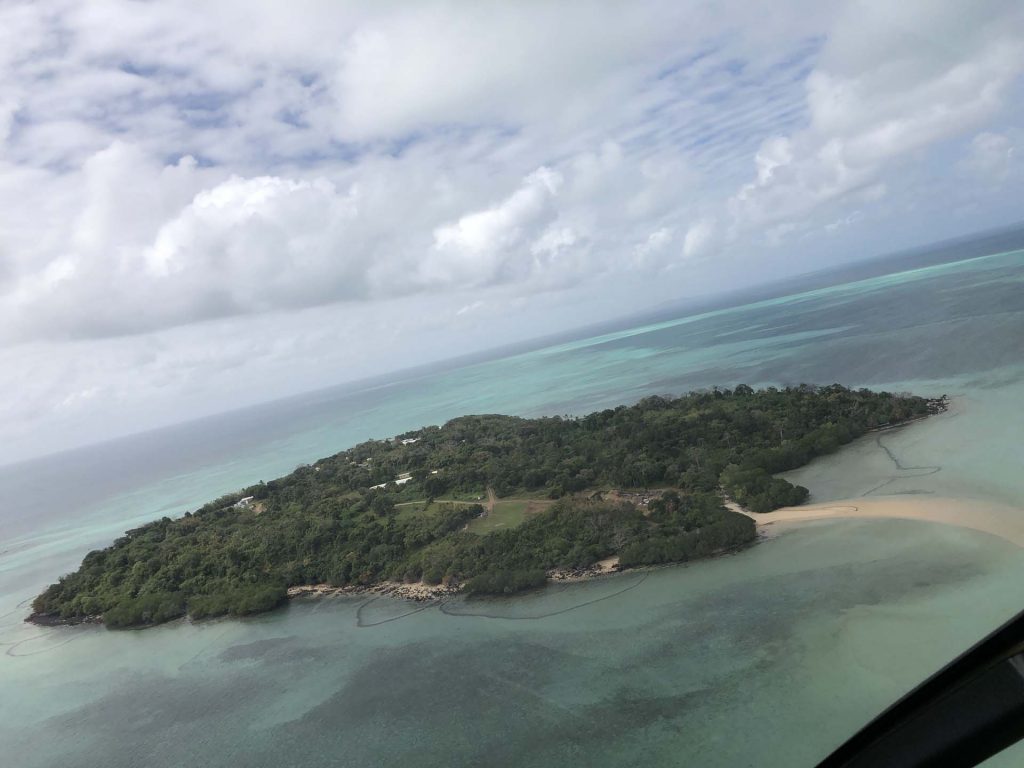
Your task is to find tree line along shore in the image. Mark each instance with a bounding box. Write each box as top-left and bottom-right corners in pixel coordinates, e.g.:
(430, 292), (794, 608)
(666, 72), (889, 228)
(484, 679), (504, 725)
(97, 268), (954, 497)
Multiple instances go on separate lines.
(29, 384), (946, 628)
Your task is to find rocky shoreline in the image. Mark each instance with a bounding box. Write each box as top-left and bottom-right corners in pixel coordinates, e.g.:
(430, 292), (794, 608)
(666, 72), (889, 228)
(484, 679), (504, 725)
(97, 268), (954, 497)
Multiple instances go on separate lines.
(289, 558), (627, 604)
(286, 580), (462, 603)
(30, 566), (626, 626)
(548, 556), (622, 582)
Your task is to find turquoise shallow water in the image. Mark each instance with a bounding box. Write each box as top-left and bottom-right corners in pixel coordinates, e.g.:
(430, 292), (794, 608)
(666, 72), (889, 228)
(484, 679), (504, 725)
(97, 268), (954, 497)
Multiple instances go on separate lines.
(1, 244), (1023, 766)
(2, 521), (1021, 767)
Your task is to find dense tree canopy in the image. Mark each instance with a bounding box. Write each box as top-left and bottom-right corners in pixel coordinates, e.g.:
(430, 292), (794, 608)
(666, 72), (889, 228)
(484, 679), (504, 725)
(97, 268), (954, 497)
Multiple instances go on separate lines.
(31, 384), (939, 627)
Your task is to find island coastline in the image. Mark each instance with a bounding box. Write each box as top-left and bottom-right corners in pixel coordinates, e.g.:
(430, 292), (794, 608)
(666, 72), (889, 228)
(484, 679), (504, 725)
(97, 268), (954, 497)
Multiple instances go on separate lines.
(288, 492), (1024, 610)
(28, 386), (950, 628)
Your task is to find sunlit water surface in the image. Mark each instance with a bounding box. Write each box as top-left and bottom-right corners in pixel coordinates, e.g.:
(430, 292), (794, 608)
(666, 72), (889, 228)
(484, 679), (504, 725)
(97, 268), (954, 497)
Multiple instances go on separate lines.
(2, 244), (1023, 766)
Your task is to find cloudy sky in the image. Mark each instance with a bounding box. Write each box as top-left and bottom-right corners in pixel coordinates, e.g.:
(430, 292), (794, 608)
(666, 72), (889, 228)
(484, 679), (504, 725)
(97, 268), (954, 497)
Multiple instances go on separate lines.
(2, 0), (1023, 464)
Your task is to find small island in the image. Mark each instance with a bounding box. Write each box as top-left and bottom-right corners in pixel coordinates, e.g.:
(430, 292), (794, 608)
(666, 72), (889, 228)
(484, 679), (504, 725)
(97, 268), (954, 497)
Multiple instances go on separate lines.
(29, 385), (945, 628)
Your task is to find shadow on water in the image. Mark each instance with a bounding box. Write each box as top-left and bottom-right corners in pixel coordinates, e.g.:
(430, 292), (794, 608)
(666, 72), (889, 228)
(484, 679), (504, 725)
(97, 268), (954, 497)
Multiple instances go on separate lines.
(861, 430), (944, 496)
(356, 596), (439, 627)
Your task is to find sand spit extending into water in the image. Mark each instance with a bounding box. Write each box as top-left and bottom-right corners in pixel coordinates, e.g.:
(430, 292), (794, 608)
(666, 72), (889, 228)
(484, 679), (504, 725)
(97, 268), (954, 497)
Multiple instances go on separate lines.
(727, 497), (1024, 548)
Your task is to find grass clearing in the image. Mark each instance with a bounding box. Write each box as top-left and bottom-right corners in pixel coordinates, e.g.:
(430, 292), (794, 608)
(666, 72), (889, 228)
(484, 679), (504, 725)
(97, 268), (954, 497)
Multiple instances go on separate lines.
(465, 498), (553, 534)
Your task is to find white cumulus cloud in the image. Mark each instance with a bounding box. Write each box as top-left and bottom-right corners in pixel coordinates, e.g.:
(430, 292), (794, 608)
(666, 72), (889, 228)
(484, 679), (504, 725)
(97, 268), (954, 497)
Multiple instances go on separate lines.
(682, 219), (717, 259)
(730, 0), (1024, 229)
(424, 167), (566, 287)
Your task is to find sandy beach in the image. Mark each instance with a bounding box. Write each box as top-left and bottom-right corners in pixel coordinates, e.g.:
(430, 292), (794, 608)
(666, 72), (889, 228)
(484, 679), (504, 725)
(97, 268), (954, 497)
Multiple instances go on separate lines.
(727, 497), (1024, 548)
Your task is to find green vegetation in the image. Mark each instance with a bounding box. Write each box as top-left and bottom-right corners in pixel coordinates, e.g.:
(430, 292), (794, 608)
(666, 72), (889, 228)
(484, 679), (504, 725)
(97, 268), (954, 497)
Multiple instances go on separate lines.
(30, 384), (941, 628)
(465, 569), (548, 595)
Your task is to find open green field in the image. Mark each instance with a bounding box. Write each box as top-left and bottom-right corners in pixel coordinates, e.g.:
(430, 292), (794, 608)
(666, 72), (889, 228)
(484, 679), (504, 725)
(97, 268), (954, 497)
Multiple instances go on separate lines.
(465, 499), (552, 534)
(392, 495), (553, 533)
